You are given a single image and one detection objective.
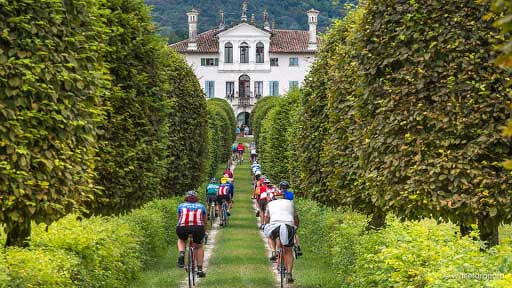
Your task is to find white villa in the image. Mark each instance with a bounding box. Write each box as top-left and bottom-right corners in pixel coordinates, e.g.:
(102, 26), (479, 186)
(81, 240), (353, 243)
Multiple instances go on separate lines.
(170, 2), (319, 126)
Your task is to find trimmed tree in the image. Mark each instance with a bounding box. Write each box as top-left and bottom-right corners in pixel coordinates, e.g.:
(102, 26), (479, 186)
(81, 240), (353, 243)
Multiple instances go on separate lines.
(250, 96), (280, 147)
(360, 0), (512, 246)
(92, 0), (176, 214)
(0, 0), (108, 246)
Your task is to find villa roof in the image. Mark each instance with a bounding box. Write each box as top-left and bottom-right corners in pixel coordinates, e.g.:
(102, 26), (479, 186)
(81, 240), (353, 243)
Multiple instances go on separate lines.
(170, 28), (317, 54)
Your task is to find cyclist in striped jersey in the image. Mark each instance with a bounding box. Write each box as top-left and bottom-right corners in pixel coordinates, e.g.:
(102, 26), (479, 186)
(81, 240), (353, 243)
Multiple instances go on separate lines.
(176, 190), (207, 277)
(216, 178), (232, 224)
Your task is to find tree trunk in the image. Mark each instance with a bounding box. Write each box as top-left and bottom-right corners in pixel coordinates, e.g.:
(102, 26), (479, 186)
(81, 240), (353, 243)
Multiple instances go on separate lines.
(5, 221), (31, 248)
(459, 224), (473, 237)
(478, 214), (499, 248)
(366, 207), (386, 230)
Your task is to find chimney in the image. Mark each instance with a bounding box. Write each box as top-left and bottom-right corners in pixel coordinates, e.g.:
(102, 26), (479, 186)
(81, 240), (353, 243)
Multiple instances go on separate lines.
(263, 10), (270, 30)
(250, 14), (255, 25)
(307, 9), (319, 50)
(219, 10), (225, 30)
(187, 9), (199, 50)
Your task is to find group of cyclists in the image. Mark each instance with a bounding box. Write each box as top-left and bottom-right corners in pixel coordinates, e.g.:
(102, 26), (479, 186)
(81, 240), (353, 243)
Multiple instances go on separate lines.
(232, 142), (258, 164)
(251, 156), (302, 284)
(175, 166), (235, 279)
(174, 141), (302, 284)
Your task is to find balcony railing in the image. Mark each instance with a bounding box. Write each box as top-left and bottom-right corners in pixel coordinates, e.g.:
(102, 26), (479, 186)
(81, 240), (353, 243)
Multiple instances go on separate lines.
(225, 92), (259, 107)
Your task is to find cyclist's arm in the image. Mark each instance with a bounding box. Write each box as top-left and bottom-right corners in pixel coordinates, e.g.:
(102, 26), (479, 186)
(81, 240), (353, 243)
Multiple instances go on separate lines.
(294, 214), (299, 229)
(264, 210), (270, 224)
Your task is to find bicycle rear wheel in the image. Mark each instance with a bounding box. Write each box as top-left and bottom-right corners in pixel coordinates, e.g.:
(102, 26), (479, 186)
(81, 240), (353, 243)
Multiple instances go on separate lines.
(209, 205), (215, 229)
(187, 246), (193, 287)
(222, 202), (228, 227)
(279, 249), (285, 288)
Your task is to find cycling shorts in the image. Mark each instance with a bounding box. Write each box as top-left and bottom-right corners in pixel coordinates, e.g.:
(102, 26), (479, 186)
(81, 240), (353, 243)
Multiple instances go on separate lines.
(267, 224), (296, 247)
(216, 194), (231, 205)
(176, 225), (205, 245)
(206, 195), (217, 204)
(258, 199), (267, 212)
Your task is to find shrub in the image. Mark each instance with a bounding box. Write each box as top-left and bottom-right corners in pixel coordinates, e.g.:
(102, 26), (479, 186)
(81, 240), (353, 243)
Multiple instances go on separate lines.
(206, 103), (231, 178)
(5, 248), (79, 288)
(207, 98), (237, 143)
(294, 198), (512, 288)
(0, 0), (108, 246)
(0, 252), (9, 287)
(30, 215), (142, 288)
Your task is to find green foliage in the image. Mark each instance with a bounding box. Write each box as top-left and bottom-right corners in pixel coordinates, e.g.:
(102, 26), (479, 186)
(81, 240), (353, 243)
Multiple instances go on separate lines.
(205, 101), (233, 178)
(2, 198), (181, 287)
(145, 0), (355, 42)
(30, 215), (142, 287)
(358, 0), (512, 229)
(207, 98), (236, 143)
(5, 248), (79, 288)
(295, 198), (512, 288)
(494, 0), (512, 68)
(93, 0), (182, 213)
(163, 51), (208, 196)
(0, 252), (9, 287)
(285, 89), (303, 186)
(250, 96), (280, 148)
(0, 0), (108, 244)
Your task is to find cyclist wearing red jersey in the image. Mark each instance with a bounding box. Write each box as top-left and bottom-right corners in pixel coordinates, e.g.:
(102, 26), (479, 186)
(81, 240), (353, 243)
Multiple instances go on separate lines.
(236, 142), (245, 162)
(176, 190), (207, 277)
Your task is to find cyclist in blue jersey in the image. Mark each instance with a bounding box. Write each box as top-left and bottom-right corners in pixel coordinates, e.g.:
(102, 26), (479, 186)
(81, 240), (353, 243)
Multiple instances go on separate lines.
(279, 181), (302, 256)
(176, 190), (207, 277)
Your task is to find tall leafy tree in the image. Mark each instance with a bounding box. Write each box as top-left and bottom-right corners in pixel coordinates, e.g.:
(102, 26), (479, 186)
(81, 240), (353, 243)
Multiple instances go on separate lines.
(360, 0), (512, 246)
(92, 0), (175, 214)
(0, 0), (108, 246)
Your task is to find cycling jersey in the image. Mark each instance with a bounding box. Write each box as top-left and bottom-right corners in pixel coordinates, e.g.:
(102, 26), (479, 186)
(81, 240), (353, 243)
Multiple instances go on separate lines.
(224, 169), (233, 178)
(259, 185), (268, 200)
(177, 202), (207, 226)
(206, 183), (219, 195)
(232, 144), (237, 152)
(283, 190), (294, 200)
(217, 184), (230, 196)
(237, 144), (244, 151)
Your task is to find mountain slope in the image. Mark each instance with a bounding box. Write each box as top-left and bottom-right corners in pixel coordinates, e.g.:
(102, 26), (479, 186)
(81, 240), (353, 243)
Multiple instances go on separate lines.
(144, 0), (355, 43)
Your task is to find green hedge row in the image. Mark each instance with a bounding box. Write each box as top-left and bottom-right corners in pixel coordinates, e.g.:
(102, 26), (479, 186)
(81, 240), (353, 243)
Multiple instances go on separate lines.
(206, 99), (234, 178)
(295, 198), (512, 288)
(1, 0), (208, 244)
(0, 198), (181, 288)
(250, 96), (280, 148)
(256, 1), (512, 245)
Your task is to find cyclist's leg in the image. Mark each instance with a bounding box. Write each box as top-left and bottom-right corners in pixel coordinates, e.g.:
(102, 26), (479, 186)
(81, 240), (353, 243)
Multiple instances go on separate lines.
(192, 226), (206, 277)
(176, 226), (188, 267)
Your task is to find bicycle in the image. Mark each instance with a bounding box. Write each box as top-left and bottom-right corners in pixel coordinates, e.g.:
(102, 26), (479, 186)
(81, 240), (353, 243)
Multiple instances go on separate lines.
(276, 247), (286, 288)
(220, 199), (229, 227)
(185, 235), (196, 287)
(208, 201), (216, 229)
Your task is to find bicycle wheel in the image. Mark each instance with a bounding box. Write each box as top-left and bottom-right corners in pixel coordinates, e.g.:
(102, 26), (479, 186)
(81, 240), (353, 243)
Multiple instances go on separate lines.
(222, 202), (228, 227)
(209, 205), (215, 229)
(187, 246), (193, 287)
(279, 249), (285, 288)
(192, 248), (196, 286)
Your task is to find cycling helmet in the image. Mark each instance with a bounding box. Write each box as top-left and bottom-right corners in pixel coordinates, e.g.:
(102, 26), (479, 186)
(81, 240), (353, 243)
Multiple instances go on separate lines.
(210, 178), (217, 183)
(255, 170), (262, 176)
(186, 190), (198, 197)
(184, 190), (199, 202)
(279, 181), (290, 190)
(263, 178), (271, 184)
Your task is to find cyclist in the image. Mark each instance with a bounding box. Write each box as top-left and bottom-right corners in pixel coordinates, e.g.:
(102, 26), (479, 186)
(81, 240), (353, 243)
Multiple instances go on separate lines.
(250, 147), (257, 162)
(206, 178), (219, 218)
(224, 166), (234, 179)
(222, 175), (235, 211)
(264, 193), (299, 283)
(231, 143), (238, 161)
(279, 181), (302, 256)
(258, 178), (271, 229)
(217, 178), (232, 225)
(251, 161), (261, 176)
(176, 190), (207, 278)
(236, 142), (245, 162)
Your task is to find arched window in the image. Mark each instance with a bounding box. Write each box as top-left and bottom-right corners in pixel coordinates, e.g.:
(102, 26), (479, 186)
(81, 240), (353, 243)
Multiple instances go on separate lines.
(256, 42), (264, 63)
(224, 42), (233, 63)
(240, 42), (249, 64)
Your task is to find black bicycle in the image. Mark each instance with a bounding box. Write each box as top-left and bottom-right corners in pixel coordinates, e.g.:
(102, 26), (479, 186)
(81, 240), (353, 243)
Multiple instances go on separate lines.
(185, 235), (196, 287)
(277, 247), (286, 288)
(208, 200), (216, 229)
